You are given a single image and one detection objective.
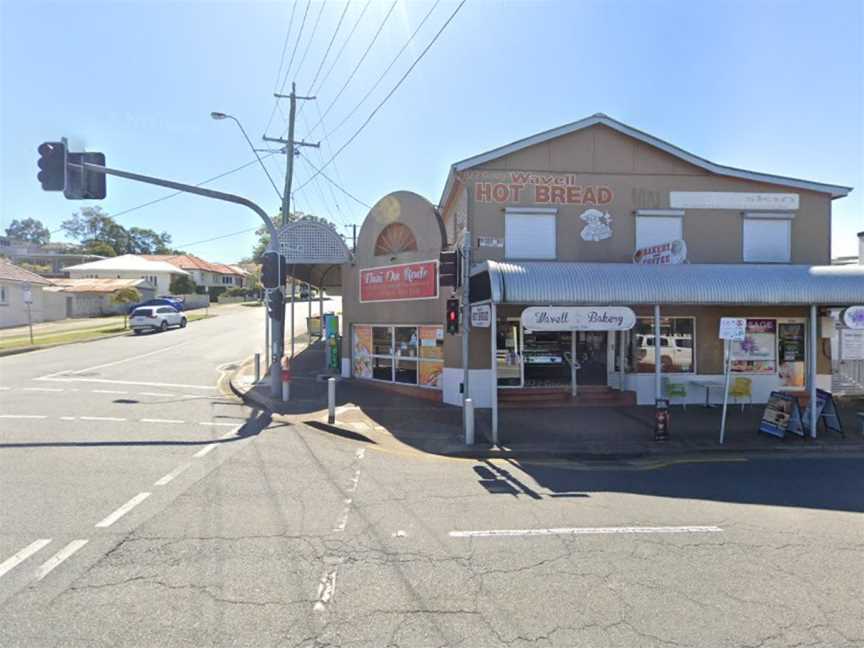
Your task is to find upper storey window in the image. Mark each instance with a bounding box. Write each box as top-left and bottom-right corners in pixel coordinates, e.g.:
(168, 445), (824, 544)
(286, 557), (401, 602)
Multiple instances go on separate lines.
(505, 207), (557, 260)
(742, 213), (794, 263)
(635, 209), (684, 250)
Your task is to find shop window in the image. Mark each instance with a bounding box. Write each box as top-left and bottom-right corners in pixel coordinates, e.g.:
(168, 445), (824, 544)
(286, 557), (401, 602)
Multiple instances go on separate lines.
(742, 214), (792, 263)
(505, 208), (556, 259)
(628, 317), (695, 373)
(730, 318), (777, 374)
(372, 326), (392, 355)
(375, 223), (417, 256)
(635, 211), (683, 250)
(352, 324), (443, 389)
(373, 356), (394, 381)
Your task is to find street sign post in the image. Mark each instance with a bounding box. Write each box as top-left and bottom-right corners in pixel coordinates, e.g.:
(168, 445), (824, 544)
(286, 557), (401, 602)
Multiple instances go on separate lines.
(718, 317), (747, 443)
(23, 282), (34, 345)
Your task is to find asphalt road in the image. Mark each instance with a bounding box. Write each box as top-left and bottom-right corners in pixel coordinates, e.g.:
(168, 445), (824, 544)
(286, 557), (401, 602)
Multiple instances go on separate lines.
(1, 300), (863, 647)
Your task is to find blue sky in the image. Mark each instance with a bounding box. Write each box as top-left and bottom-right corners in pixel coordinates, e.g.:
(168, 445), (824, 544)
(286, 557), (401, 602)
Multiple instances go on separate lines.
(1, 0), (861, 263)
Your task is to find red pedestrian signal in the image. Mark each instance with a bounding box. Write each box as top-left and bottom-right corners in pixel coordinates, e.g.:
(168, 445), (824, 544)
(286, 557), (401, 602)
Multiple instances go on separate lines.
(446, 298), (460, 335)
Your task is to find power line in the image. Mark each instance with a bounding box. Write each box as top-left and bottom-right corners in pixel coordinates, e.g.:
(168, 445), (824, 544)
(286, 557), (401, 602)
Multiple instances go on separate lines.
(292, 0), (328, 85)
(296, 0), (467, 193)
(264, 1), (301, 137)
(176, 226), (259, 249)
(300, 109), (345, 221)
(311, 0), (372, 99)
(325, 0), (441, 139)
(279, 0), (312, 94)
(308, 0), (398, 135)
(303, 0), (351, 101)
(299, 150), (371, 209)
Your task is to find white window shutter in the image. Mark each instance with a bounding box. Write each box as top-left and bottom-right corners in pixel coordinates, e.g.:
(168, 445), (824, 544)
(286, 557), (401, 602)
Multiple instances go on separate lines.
(743, 219), (790, 262)
(505, 211), (556, 259)
(635, 216), (682, 249)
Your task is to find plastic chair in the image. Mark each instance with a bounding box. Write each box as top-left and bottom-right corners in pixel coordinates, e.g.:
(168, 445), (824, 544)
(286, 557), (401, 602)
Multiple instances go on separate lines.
(728, 377), (753, 411)
(662, 377), (688, 409)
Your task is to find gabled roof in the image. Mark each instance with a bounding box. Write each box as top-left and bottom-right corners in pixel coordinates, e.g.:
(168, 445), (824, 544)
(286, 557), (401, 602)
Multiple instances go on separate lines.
(64, 254), (190, 275)
(439, 113), (853, 209)
(143, 254), (242, 276)
(0, 259), (53, 285)
(47, 278), (149, 294)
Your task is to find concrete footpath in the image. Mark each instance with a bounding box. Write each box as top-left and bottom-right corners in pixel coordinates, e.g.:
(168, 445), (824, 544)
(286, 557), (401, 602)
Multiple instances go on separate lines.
(230, 342), (864, 461)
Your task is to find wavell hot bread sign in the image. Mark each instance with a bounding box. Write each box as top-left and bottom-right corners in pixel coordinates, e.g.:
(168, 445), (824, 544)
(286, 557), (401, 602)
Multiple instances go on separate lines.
(359, 260), (439, 303)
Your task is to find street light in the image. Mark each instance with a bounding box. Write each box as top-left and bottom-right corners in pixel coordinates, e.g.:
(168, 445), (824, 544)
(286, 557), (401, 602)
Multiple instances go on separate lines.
(210, 111), (282, 201)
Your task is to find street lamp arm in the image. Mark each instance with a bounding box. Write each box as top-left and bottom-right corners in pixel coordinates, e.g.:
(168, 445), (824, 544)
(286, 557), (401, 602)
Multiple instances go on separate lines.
(224, 115), (283, 202)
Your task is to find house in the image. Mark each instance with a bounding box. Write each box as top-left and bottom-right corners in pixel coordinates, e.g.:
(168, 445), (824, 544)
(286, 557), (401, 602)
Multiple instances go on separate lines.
(336, 113), (863, 440)
(0, 237), (104, 278)
(44, 278), (156, 318)
(0, 259), (57, 328)
(143, 254), (246, 292)
(64, 254), (190, 296)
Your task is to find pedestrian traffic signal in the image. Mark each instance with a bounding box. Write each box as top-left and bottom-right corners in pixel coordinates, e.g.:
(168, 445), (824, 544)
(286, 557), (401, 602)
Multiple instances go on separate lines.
(261, 251), (286, 289)
(439, 250), (458, 287)
(266, 288), (284, 320)
(65, 152), (107, 200)
(37, 141), (66, 191)
(446, 298), (460, 335)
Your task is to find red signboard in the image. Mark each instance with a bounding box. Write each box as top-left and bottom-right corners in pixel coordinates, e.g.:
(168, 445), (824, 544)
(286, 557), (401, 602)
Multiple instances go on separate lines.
(359, 260), (439, 303)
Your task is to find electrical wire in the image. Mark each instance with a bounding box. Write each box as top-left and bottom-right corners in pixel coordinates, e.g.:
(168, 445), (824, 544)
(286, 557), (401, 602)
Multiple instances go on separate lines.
(263, 1), (301, 137)
(291, 0), (327, 85)
(303, 0), (351, 101)
(176, 226), (259, 249)
(296, 0), (467, 193)
(279, 0), (312, 95)
(298, 150), (371, 208)
(311, 0), (372, 99)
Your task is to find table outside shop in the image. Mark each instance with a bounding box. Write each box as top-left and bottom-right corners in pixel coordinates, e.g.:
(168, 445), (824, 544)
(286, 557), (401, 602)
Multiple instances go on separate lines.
(689, 379), (726, 408)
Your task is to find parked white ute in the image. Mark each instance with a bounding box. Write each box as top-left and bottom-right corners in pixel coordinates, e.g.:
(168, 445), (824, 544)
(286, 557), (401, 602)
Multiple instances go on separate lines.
(130, 305), (187, 334)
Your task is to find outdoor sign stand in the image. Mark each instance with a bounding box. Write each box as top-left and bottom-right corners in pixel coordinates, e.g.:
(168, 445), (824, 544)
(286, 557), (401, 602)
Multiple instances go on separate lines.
(718, 317), (746, 444)
(802, 388), (844, 438)
(23, 282), (34, 345)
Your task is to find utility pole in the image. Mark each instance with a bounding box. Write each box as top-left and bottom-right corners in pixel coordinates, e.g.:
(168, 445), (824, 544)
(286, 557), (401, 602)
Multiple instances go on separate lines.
(264, 82), (319, 364)
(344, 223), (357, 252)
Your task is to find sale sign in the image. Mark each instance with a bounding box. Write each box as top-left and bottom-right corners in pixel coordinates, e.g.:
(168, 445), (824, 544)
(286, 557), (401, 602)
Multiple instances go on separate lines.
(359, 260), (439, 303)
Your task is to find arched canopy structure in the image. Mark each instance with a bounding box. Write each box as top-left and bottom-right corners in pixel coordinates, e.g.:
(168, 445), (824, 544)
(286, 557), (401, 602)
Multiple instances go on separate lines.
(277, 219), (353, 293)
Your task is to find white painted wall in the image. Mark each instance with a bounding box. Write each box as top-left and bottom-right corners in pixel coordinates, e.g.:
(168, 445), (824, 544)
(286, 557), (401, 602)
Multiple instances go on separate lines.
(0, 282), (46, 328)
(67, 268), (176, 295)
(443, 367), (492, 407)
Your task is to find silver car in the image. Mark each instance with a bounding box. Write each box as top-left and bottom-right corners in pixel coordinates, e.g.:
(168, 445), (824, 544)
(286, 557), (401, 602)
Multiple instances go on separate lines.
(130, 306), (186, 334)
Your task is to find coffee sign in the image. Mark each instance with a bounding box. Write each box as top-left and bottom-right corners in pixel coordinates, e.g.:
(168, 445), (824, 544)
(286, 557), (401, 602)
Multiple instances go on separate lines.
(633, 239), (687, 265)
(521, 306), (636, 331)
(359, 260), (438, 303)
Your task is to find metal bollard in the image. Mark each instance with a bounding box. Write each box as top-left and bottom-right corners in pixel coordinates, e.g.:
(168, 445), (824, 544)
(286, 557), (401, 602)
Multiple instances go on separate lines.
(327, 377), (336, 424)
(254, 353), (261, 383)
(281, 357), (291, 402)
(464, 398), (474, 445)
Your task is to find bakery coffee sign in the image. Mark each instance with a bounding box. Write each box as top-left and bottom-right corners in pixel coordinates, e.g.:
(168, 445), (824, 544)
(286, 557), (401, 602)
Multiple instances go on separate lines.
(470, 171), (614, 206)
(521, 306), (636, 331)
(359, 260), (438, 303)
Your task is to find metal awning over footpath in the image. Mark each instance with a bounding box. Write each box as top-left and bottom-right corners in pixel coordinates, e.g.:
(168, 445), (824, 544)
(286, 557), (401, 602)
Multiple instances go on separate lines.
(278, 219), (353, 294)
(471, 261), (864, 306)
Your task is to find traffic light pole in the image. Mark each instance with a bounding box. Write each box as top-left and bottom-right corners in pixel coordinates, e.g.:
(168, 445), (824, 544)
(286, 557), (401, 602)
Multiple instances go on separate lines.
(69, 160), (284, 398)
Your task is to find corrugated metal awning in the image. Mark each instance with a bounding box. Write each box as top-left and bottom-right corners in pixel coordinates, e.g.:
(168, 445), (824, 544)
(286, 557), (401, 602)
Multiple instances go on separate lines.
(473, 261), (864, 306)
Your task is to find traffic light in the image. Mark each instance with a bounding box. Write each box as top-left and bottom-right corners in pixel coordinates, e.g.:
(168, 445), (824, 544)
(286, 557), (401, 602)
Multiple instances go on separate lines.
(266, 288), (284, 320)
(37, 141), (66, 191)
(261, 251), (286, 289)
(65, 152), (107, 199)
(439, 250), (457, 287)
(446, 298), (460, 335)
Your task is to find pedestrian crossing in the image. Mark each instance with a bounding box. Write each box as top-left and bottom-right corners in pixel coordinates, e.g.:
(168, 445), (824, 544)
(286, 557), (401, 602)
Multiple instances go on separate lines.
(0, 538), (89, 587)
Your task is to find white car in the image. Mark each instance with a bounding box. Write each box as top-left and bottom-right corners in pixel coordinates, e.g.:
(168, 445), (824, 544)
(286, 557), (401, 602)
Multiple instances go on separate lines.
(130, 305), (186, 334)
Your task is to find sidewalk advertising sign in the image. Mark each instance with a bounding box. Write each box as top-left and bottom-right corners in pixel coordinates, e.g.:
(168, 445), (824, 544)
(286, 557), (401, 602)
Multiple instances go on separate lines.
(521, 306), (636, 332)
(719, 317), (746, 341)
(470, 304), (491, 328)
(359, 260), (438, 303)
(842, 306), (864, 329)
(802, 388), (844, 437)
(758, 391), (804, 438)
(633, 239), (687, 265)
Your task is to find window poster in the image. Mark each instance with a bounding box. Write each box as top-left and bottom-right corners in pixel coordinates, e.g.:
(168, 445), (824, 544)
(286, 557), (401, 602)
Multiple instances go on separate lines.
(352, 325), (373, 379)
(778, 322), (806, 388)
(731, 319), (776, 374)
(418, 361), (443, 388)
(418, 326), (444, 388)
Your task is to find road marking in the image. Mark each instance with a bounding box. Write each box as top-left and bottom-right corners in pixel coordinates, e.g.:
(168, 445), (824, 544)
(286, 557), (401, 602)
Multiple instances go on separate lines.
(0, 539), (52, 579)
(449, 525), (724, 539)
(154, 463), (191, 486)
(39, 378), (216, 390)
(198, 421), (237, 427)
(60, 416), (75, 421)
(80, 416), (126, 422)
(193, 443), (217, 458)
(34, 540), (88, 581)
(0, 387), (11, 391)
(95, 493), (151, 528)
(0, 414), (48, 419)
(92, 389), (128, 395)
(37, 342), (189, 380)
(140, 392), (177, 398)
(313, 561), (342, 612)
(22, 387), (63, 392)
(140, 418), (185, 424)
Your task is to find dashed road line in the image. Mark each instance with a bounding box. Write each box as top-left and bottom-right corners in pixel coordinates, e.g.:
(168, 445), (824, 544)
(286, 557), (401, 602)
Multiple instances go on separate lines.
(34, 540), (88, 581)
(199, 421), (237, 427)
(91, 389), (128, 395)
(37, 342), (189, 380)
(449, 525), (724, 539)
(22, 387), (63, 392)
(0, 414), (48, 419)
(193, 443), (217, 458)
(38, 377), (217, 390)
(0, 539), (52, 579)
(140, 392), (177, 398)
(60, 416), (75, 421)
(140, 418), (184, 424)
(154, 462), (192, 486)
(80, 416), (126, 422)
(95, 492), (151, 528)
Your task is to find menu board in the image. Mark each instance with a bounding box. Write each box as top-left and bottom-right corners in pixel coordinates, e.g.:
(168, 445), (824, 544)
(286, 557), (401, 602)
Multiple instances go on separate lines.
(778, 322), (806, 388)
(841, 329), (864, 360)
(802, 388), (844, 437)
(731, 319), (776, 374)
(352, 325), (373, 379)
(759, 391), (804, 438)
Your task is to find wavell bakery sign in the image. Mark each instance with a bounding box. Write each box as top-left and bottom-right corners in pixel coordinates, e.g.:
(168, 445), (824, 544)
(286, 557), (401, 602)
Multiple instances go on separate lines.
(470, 170), (614, 206)
(521, 306), (636, 331)
(359, 260), (438, 303)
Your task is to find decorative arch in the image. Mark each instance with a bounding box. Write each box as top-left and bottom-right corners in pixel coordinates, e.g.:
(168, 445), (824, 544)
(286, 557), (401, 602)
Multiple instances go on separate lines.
(276, 219), (352, 264)
(374, 222), (418, 256)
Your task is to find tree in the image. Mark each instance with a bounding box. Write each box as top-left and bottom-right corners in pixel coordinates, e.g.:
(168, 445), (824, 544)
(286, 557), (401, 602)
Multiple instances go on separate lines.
(62, 207), (129, 256)
(84, 240), (117, 257)
(169, 274), (197, 295)
(112, 287), (141, 329)
(128, 227), (173, 254)
(5, 218), (50, 245)
(250, 211), (339, 263)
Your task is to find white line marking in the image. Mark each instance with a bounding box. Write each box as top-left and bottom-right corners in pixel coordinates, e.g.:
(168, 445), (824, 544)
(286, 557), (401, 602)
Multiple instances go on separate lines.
(60, 416), (75, 421)
(95, 493), (151, 528)
(22, 387), (63, 392)
(193, 443), (217, 458)
(198, 421), (237, 427)
(140, 392), (177, 398)
(37, 342), (189, 380)
(34, 540), (88, 581)
(140, 418), (185, 424)
(313, 564), (341, 612)
(39, 378), (216, 390)
(92, 389), (128, 395)
(0, 414), (48, 419)
(449, 525), (724, 539)
(80, 416), (126, 422)
(154, 463), (191, 486)
(0, 539), (52, 579)
(0, 386), (11, 391)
